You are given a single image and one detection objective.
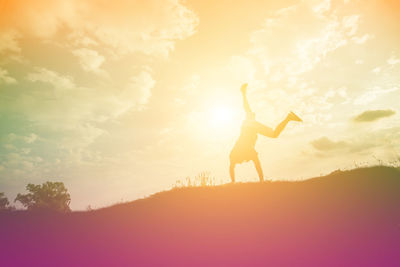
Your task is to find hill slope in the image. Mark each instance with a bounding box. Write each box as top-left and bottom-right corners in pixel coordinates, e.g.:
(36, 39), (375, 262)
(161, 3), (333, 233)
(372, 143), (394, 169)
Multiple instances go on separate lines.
(1, 166), (400, 267)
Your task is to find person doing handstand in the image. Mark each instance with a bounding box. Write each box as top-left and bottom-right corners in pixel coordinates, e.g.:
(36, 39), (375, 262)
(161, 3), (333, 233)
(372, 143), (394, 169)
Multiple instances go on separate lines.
(229, 83), (302, 182)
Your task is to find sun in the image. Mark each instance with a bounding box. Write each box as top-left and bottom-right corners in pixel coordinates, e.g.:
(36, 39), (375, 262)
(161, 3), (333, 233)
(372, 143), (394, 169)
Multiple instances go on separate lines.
(187, 92), (243, 140)
(210, 105), (234, 127)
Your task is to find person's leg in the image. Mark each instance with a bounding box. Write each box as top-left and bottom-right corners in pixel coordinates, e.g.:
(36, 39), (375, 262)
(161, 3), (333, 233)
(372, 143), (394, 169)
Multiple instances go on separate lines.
(256, 112), (302, 138)
(252, 157), (264, 182)
(272, 115), (291, 138)
(255, 122), (274, 137)
(229, 162), (236, 183)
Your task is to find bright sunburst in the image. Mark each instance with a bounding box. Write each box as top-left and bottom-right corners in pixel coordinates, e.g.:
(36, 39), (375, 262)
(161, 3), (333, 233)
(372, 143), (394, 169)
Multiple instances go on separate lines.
(211, 106), (234, 127)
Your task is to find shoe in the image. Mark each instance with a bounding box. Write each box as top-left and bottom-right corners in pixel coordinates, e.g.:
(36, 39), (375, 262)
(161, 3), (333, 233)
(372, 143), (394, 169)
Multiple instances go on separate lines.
(289, 111), (303, 122)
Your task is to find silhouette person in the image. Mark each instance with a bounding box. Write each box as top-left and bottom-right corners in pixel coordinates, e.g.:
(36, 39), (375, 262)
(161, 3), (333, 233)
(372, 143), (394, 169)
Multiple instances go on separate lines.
(229, 83), (302, 183)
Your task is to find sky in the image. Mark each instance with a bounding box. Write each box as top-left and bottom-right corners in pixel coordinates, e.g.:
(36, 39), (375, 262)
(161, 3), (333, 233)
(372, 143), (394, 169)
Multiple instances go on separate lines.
(0, 0), (399, 210)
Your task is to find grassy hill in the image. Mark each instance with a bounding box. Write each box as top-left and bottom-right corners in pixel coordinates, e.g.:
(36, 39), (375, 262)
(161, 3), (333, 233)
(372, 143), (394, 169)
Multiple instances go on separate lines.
(1, 166), (400, 267)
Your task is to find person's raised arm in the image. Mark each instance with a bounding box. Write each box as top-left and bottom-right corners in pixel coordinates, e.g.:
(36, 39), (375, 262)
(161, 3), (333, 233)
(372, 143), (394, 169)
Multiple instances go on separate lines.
(241, 83), (252, 114)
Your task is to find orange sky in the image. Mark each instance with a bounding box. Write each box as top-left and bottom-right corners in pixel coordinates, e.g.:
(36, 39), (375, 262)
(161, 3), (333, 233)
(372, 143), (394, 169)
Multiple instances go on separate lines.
(0, 0), (399, 209)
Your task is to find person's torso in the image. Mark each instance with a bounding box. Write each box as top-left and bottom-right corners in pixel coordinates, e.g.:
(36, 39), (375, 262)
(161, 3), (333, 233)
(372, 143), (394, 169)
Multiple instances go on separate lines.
(235, 119), (258, 148)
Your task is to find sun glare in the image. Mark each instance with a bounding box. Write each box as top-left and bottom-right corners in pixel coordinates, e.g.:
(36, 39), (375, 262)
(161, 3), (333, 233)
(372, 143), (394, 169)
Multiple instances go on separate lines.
(211, 106), (234, 127)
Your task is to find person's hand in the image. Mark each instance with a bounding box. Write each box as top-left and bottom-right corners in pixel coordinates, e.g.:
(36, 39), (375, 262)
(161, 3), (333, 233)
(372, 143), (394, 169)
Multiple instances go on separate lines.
(240, 83), (248, 94)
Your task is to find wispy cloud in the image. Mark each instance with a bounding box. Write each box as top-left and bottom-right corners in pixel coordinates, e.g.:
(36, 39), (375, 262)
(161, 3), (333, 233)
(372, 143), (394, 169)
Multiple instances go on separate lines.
(72, 48), (105, 74)
(387, 55), (400, 65)
(24, 133), (38, 144)
(0, 30), (21, 54)
(27, 67), (76, 91)
(118, 71), (155, 113)
(353, 87), (398, 105)
(352, 33), (374, 44)
(0, 0), (198, 57)
(0, 68), (17, 84)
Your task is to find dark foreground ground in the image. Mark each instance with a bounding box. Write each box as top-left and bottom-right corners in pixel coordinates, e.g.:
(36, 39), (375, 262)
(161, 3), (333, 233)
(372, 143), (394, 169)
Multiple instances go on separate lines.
(1, 166), (400, 267)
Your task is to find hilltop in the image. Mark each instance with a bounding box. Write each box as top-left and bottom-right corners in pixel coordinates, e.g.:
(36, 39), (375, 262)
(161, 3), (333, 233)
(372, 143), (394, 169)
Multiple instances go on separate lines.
(1, 166), (400, 267)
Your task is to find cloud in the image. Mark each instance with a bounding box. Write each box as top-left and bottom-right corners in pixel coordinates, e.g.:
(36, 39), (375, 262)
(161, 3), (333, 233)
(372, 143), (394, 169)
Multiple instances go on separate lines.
(3, 133), (38, 144)
(342, 15), (359, 36)
(234, 0), (388, 132)
(310, 126), (400, 160)
(248, 1), (365, 79)
(118, 71), (155, 113)
(27, 67), (75, 91)
(24, 133), (38, 144)
(387, 55), (400, 65)
(72, 48), (105, 74)
(0, 0), (195, 163)
(312, 0), (331, 14)
(311, 136), (349, 151)
(372, 67), (381, 73)
(353, 87), (399, 105)
(0, 67), (17, 84)
(19, 67), (155, 138)
(353, 109), (396, 122)
(352, 33), (374, 44)
(0, 0), (198, 57)
(0, 30), (21, 54)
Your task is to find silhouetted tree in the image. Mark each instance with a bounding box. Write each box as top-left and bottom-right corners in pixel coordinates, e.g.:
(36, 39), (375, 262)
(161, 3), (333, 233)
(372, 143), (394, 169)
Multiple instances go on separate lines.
(0, 192), (10, 211)
(15, 182), (71, 212)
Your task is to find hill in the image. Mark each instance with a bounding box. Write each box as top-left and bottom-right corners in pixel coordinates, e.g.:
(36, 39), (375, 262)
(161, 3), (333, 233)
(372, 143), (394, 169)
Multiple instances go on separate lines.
(1, 166), (400, 266)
